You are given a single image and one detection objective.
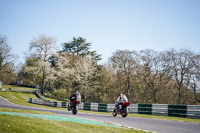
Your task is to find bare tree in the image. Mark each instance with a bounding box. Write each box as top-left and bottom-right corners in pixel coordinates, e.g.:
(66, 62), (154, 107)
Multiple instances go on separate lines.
(0, 35), (16, 76)
(110, 50), (137, 99)
(137, 49), (171, 103)
(189, 53), (200, 104)
(166, 49), (195, 104)
(102, 62), (119, 103)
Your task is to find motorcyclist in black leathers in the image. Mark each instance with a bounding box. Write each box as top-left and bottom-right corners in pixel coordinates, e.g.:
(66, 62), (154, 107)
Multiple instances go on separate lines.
(68, 90), (81, 110)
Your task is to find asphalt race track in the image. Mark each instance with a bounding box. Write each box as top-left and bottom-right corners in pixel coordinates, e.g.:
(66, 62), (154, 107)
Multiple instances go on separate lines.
(0, 96), (199, 133)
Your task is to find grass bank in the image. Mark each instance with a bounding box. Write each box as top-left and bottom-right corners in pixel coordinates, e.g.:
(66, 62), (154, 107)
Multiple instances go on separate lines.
(2, 85), (35, 90)
(0, 108), (143, 133)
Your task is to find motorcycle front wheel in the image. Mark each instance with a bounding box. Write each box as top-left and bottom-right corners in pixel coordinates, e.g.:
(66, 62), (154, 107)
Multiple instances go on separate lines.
(121, 107), (128, 117)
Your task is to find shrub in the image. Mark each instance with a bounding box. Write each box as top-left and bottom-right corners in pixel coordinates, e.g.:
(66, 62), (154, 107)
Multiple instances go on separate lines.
(51, 89), (69, 100)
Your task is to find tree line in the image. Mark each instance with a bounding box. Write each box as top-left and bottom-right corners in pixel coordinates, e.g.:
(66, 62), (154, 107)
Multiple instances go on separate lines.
(1, 34), (200, 104)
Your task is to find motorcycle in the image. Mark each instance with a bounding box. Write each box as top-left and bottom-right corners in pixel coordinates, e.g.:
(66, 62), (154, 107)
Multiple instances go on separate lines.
(68, 99), (80, 115)
(113, 102), (131, 117)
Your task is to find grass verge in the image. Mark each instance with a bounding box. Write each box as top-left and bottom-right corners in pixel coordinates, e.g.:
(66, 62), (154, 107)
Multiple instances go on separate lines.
(2, 85), (35, 90)
(0, 107), (55, 114)
(0, 108), (144, 133)
(0, 90), (65, 109)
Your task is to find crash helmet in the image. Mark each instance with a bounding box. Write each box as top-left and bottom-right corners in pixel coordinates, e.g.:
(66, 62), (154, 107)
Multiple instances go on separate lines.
(119, 93), (123, 97)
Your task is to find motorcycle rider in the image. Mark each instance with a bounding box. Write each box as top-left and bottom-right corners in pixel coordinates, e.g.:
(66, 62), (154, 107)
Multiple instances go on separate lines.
(115, 93), (128, 110)
(68, 90), (81, 111)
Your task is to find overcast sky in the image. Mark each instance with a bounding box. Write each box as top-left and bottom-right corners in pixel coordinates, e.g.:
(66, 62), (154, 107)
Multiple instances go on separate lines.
(0, 0), (200, 64)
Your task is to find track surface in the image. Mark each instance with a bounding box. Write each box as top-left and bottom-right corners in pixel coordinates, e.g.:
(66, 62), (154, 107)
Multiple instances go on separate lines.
(0, 96), (200, 133)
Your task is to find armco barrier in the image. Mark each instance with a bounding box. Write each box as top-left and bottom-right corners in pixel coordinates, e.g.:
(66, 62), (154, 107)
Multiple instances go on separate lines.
(152, 104), (168, 116)
(28, 98), (200, 119)
(107, 104), (115, 112)
(168, 105), (187, 117)
(128, 104), (138, 113)
(61, 102), (67, 108)
(187, 105), (200, 119)
(79, 102), (84, 110)
(31, 98), (43, 105)
(98, 103), (107, 112)
(138, 104), (152, 115)
(43, 100), (53, 106)
(91, 103), (98, 111)
(28, 98), (32, 103)
(53, 102), (58, 107)
(83, 103), (91, 111)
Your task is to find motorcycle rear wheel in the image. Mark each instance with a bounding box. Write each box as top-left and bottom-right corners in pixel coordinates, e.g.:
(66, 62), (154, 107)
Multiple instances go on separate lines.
(72, 105), (78, 115)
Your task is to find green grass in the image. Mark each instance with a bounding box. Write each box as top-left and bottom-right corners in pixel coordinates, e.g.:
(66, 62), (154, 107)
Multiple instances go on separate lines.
(1, 85), (200, 124)
(2, 85), (65, 102)
(2, 85), (35, 90)
(0, 91), (37, 105)
(43, 96), (65, 102)
(0, 91), (67, 110)
(0, 108), (144, 133)
(0, 107), (55, 114)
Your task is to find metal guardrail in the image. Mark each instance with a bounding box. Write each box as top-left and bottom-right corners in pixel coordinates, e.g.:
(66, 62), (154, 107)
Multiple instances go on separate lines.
(152, 104), (168, 116)
(186, 105), (200, 119)
(28, 98), (200, 119)
(168, 105), (187, 117)
(138, 104), (152, 115)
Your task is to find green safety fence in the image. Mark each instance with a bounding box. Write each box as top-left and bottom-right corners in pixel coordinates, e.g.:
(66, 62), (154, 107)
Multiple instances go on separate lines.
(53, 102), (58, 107)
(83, 103), (91, 111)
(138, 104), (152, 115)
(28, 98), (32, 103)
(98, 103), (107, 112)
(62, 102), (67, 108)
(168, 105), (187, 117)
